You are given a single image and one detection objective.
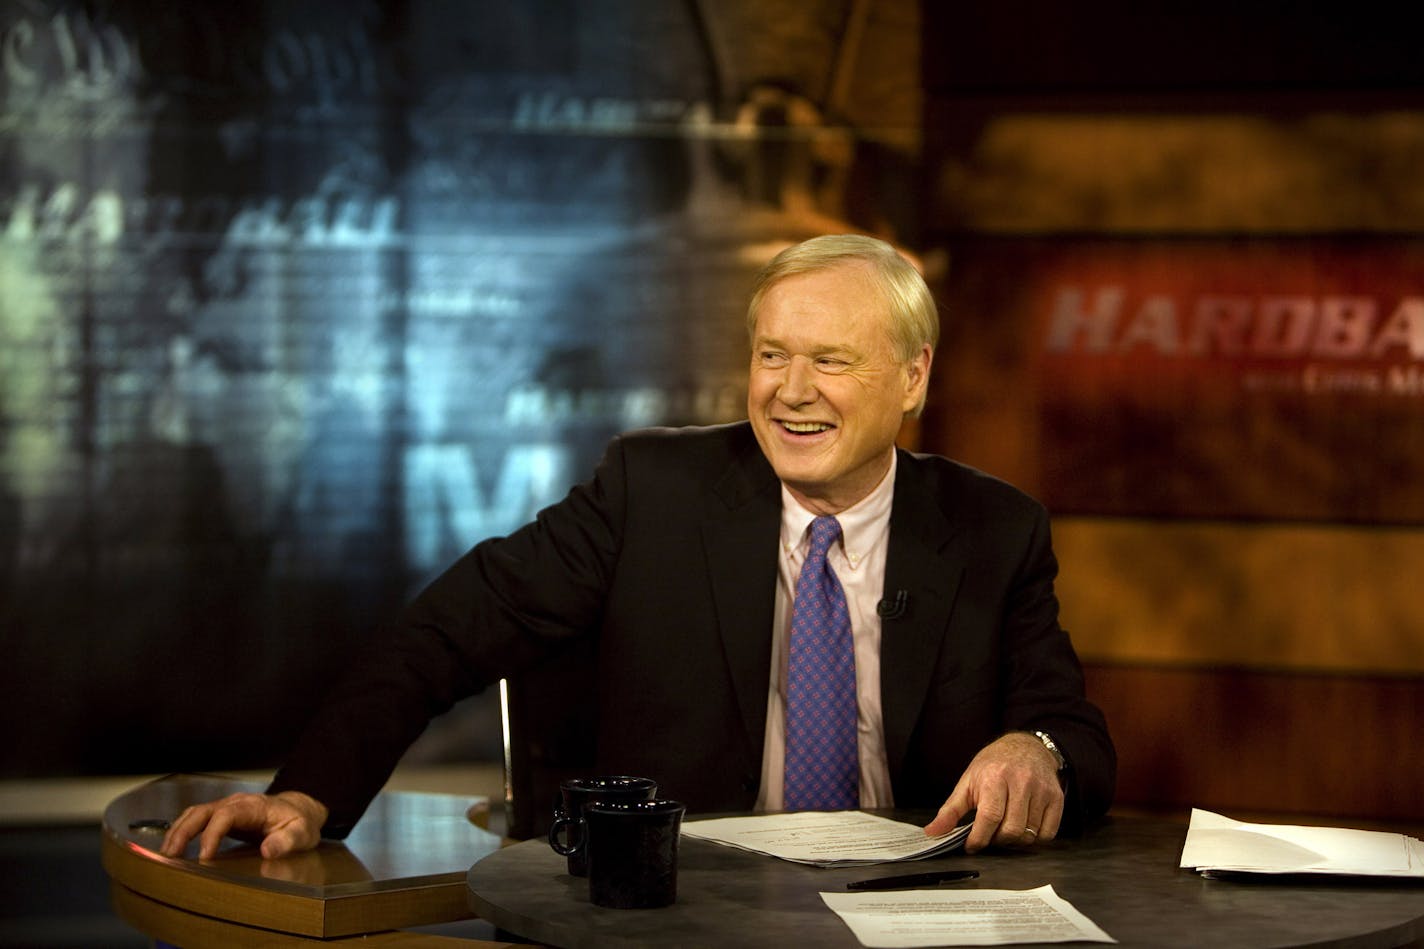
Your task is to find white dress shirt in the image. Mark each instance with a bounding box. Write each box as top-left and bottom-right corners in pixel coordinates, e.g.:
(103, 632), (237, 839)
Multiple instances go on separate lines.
(755, 450), (896, 810)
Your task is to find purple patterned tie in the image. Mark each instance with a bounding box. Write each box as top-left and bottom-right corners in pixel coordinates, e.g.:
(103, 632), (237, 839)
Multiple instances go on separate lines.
(784, 515), (859, 810)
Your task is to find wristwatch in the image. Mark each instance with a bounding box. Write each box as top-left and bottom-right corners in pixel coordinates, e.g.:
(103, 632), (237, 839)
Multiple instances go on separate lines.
(1032, 730), (1067, 771)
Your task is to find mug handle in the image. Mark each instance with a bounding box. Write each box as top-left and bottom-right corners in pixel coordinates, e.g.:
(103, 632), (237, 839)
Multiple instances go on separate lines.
(548, 813), (585, 856)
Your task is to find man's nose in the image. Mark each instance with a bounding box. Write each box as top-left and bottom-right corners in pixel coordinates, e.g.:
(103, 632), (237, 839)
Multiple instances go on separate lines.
(778, 355), (818, 405)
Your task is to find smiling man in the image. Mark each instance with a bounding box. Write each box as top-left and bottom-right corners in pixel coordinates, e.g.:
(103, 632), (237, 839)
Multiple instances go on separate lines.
(163, 234), (1114, 862)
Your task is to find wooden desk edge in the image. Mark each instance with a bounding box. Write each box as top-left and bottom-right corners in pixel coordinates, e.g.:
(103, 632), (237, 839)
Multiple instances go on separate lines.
(101, 828), (482, 938)
(110, 881), (523, 948)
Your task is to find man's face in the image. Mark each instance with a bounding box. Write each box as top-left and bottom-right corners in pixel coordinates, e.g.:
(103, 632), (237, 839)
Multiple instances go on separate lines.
(747, 261), (931, 514)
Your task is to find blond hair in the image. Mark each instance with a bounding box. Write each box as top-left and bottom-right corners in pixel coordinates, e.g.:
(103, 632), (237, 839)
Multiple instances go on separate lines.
(746, 234), (938, 414)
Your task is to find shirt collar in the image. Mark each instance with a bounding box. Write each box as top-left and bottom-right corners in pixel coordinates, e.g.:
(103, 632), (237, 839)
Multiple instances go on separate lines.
(780, 450), (897, 571)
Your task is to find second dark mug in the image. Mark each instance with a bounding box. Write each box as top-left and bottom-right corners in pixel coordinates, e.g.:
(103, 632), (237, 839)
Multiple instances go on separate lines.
(584, 799), (686, 909)
(547, 775), (658, 876)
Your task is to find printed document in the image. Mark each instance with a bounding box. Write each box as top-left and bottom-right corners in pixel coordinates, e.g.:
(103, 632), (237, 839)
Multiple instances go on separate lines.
(1179, 808), (1424, 878)
(821, 884), (1116, 947)
(681, 811), (968, 867)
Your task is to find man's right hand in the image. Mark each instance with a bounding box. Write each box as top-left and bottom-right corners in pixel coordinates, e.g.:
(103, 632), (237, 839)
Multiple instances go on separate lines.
(160, 790), (328, 861)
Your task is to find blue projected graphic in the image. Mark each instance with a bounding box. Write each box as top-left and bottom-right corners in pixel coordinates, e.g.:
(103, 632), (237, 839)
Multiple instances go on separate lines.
(0, 0), (921, 775)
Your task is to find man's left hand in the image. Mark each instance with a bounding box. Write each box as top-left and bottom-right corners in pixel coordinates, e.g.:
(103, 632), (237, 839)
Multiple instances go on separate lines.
(923, 732), (1064, 853)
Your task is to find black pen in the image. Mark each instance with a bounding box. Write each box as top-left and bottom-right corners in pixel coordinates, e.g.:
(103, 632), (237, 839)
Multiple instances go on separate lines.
(846, 869), (979, 890)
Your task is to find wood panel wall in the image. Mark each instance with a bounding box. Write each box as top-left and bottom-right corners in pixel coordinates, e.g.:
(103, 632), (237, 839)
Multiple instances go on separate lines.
(1081, 662), (1423, 823)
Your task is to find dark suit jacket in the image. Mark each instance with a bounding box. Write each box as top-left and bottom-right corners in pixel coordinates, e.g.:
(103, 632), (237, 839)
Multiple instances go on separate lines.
(272, 422), (1115, 837)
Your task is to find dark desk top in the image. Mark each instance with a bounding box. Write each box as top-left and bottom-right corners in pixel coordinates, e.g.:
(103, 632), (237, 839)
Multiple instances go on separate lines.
(467, 814), (1424, 948)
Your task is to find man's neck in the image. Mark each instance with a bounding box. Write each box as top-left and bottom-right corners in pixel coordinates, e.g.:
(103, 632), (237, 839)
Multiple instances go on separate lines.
(782, 449), (897, 516)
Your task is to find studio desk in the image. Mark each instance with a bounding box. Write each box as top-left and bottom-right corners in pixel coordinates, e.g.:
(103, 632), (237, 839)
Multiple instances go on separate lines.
(103, 775), (1424, 948)
(468, 814), (1424, 949)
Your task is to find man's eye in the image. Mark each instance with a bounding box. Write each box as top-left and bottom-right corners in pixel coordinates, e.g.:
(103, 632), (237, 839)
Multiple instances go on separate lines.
(816, 358), (850, 373)
(759, 352), (788, 367)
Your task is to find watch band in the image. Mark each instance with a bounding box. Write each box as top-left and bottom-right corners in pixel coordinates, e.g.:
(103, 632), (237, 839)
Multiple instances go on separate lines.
(1032, 730), (1067, 771)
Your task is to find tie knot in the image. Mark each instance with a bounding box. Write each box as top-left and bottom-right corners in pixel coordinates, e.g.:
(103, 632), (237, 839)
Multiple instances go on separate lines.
(807, 515), (842, 562)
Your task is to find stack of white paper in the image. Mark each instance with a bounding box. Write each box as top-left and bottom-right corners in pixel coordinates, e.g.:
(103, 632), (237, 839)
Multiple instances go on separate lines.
(682, 811), (969, 867)
(821, 885), (1116, 946)
(1180, 808), (1424, 878)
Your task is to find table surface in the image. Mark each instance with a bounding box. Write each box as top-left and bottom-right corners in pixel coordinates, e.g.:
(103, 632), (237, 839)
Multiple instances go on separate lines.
(467, 813), (1424, 949)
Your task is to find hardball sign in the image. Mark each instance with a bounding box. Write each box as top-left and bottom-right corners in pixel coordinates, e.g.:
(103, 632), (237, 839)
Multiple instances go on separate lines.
(1045, 289), (1424, 367)
(937, 239), (1424, 524)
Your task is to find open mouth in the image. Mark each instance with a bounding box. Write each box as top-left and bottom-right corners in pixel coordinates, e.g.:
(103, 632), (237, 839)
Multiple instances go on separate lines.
(779, 421), (833, 435)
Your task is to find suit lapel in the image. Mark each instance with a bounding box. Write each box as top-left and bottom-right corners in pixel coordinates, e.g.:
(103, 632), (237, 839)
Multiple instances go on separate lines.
(879, 451), (969, 780)
(700, 437), (782, 764)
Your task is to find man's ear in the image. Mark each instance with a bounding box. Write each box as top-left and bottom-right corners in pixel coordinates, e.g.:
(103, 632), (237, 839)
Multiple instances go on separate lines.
(902, 344), (933, 410)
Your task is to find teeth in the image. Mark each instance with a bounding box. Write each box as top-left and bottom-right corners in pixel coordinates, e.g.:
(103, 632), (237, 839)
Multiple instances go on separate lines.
(782, 421), (831, 434)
